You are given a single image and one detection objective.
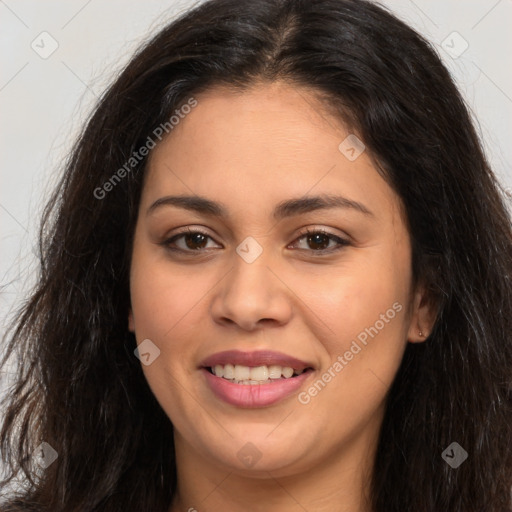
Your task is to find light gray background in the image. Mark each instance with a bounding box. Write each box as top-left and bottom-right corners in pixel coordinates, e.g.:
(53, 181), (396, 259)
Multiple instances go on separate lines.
(1, 0), (511, 484)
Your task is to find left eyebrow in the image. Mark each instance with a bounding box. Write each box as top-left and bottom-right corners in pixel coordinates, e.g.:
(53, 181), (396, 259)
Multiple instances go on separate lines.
(146, 193), (374, 219)
(273, 194), (374, 219)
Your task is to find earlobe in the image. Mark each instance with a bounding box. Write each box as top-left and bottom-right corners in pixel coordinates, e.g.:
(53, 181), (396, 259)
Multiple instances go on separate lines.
(407, 284), (437, 343)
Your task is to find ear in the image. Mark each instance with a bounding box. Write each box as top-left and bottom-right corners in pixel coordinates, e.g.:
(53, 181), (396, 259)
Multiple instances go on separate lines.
(128, 309), (135, 333)
(407, 282), (438, 343)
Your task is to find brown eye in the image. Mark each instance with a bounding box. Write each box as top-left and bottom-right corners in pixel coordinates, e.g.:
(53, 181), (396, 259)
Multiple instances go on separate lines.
(290, 229), (350, 254)
(162, 228), (220, 253)
(305, 232), (331, 250)
(182, 232), (209, 250)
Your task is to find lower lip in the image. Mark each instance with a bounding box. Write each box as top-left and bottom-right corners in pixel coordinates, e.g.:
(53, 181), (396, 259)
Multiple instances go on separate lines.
(201, 368), (313, 408)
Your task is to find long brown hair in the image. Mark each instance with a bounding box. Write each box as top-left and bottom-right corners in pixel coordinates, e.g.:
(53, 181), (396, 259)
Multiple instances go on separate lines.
(1, 0), (511, 510)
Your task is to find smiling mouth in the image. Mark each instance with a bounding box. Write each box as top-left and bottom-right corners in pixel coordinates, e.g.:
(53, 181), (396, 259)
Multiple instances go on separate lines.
(205, 364), (314, 385)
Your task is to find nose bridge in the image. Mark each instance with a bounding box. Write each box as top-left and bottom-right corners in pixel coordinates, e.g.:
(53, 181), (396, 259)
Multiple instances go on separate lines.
(232, 238), (272, 292)
(211, 235), (292, 329)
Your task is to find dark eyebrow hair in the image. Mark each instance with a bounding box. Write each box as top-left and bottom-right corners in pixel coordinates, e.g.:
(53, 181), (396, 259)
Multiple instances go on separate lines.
(146, 193), (374, 219)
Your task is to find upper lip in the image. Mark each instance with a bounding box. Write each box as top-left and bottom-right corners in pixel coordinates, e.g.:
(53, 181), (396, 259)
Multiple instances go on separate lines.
(200, 350), (314, 371)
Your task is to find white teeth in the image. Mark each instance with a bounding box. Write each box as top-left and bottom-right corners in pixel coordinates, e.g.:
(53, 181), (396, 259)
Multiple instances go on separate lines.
(223, 364), (235, 379)
(234, 365), (250, 381)
(268, 365), (282, 379)
(210, 363), (305, 384)
(250, 366), (268, 380)
(282, 366), (294, 378)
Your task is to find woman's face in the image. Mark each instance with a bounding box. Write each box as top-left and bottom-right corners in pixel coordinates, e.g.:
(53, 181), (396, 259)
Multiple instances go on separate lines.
(129, 81), (430, 478)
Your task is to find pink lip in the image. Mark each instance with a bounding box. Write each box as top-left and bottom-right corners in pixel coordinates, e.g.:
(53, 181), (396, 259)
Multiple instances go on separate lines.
(200, 350), (313, 371)
(201, 368), (313, 408)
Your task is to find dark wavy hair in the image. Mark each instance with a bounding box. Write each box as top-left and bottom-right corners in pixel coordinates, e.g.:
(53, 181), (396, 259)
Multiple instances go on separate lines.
(1, 0), (511, 510)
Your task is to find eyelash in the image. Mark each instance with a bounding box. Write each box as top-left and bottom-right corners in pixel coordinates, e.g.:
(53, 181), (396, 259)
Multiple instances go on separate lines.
(161, 227), (350, 256)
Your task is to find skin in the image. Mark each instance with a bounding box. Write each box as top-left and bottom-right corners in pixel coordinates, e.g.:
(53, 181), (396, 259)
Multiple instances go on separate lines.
(128, 81), (435, 512)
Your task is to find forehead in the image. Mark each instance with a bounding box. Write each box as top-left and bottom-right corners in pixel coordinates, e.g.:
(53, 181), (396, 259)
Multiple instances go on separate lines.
(142, 81), (401, 223)
(151, 81), (349, 165)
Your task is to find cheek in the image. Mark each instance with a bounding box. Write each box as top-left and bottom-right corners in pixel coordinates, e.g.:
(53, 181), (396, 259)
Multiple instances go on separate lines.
(129, 242), (207, 341)
(294, 252), (410, 349)
(292, 263), (409, 434)
(294, 249), (411, 418)
(128, 248), (208, 418)
(128, 244), (223, 408)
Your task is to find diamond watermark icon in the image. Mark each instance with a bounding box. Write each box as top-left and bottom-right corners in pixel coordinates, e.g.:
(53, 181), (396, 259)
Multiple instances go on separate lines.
(237, 442), (262, 468)
(31, 31), (59, 59)
(134, 338), (161, 366)
(33, 441), (58, 469)
(338, 134), (365, 161)
(441, 31), (469, 59)
(236, 236), (263, 263)
(441, 441), (468, 468)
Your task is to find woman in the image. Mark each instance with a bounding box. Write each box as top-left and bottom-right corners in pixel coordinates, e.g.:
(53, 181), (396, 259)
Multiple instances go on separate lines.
(1, 0), (511, 510)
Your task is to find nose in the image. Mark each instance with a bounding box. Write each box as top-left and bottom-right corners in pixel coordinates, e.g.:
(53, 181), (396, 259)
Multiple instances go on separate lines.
(210, 247), (293, 332)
